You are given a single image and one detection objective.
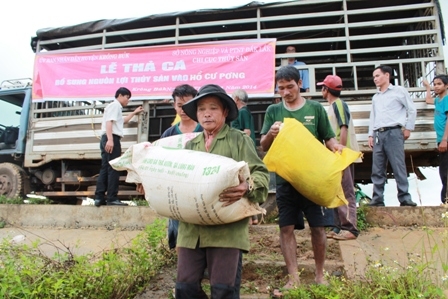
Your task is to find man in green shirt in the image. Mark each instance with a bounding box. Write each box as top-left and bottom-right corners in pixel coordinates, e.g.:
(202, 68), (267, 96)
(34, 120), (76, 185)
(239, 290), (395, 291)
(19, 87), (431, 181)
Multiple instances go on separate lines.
(178, 84), (269, 299)
(260, 66), (343, 296)
(231, 89), (259, 225)
(231, 89), (257, 148)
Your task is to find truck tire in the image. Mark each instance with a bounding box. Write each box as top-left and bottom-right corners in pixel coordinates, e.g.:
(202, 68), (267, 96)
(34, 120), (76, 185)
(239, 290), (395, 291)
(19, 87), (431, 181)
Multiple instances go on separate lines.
(0, 163), (28, 199)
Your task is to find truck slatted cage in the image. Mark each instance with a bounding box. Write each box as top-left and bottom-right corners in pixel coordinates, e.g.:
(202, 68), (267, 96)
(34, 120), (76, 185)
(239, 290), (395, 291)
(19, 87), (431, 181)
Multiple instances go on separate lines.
(0, 0), (445, 201)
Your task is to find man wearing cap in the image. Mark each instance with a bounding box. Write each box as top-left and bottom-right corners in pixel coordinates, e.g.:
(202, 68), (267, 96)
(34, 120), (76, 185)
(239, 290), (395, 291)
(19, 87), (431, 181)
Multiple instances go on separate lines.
(176, 84), (269, 299)
(260, 66), (343, 295)
(318, 75), (362, 241)
(368, 65), (417, 207)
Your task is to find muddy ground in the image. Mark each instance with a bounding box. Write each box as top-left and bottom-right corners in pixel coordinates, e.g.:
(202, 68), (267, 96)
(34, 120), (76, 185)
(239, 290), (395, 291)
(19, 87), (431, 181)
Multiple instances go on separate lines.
(135, 225), (344, 299)
(2, 217), (445, 299)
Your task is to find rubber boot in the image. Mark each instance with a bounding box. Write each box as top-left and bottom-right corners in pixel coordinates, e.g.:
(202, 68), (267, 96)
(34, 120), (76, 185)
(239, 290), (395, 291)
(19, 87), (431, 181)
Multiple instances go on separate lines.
(175, 282), (208, 299)
(211, 284), (235, 299)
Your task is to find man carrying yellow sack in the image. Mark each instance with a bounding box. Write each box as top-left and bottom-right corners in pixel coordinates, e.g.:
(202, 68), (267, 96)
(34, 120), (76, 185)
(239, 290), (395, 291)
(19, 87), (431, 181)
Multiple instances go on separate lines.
(260, 65), (343, 295)
(318, 75), (362, 241)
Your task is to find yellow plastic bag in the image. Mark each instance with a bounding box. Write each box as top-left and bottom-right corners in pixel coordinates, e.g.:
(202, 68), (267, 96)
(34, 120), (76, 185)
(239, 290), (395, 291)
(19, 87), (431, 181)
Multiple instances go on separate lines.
(263, 118), (362, 208)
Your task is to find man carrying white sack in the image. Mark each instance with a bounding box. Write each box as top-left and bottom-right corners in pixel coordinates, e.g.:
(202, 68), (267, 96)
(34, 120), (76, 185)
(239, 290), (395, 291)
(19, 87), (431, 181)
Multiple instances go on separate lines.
(176, 84), (269, 299)
(260, 65), (343, 296)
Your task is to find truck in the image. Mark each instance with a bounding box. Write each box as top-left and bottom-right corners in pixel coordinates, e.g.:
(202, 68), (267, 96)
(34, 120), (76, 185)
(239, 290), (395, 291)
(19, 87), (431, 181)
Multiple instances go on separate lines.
(0, 0), (446, 201)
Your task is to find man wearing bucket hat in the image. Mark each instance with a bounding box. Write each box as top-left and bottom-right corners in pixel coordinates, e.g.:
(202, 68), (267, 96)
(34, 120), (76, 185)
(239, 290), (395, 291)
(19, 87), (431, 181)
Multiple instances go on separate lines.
(318, 75), (362, 241)
(176, 84), (269, 299)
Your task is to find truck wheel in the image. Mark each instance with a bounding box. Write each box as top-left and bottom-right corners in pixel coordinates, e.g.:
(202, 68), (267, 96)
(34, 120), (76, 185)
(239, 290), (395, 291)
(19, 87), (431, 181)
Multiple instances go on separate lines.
(0, 163), (28, 199)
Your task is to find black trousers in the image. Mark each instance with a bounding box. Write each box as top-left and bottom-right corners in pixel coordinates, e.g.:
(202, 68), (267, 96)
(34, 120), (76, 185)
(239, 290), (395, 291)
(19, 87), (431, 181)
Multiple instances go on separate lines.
(176, 245), (242, 299)
(95, 134), (121, 202)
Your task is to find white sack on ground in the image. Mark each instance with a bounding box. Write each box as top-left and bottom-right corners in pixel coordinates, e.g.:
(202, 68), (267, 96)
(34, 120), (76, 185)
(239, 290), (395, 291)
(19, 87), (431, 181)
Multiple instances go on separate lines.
(110, 143), (265, 225)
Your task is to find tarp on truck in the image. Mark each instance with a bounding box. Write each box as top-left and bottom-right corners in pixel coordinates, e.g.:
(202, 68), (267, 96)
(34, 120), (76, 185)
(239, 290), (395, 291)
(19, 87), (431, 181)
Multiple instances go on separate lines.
(31, 1), (281, 52)
(31, 0), (445, 52)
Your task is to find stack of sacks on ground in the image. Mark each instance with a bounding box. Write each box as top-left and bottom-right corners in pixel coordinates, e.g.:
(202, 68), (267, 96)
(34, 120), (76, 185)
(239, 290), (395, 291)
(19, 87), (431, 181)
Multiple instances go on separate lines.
(110, 133), (265, 225)
(263, 118), (362, 208)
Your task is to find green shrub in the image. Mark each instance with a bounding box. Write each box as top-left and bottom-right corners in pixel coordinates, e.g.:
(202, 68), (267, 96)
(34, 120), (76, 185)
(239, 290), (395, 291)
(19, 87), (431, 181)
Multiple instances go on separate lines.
(0, 195), (24, 204)
(0, 219), (174, 298)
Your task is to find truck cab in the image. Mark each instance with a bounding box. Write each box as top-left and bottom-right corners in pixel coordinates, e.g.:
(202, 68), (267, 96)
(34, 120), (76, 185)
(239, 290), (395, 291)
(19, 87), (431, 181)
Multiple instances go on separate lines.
(0, 79), (32, 198)
(0, 78), (148, 200)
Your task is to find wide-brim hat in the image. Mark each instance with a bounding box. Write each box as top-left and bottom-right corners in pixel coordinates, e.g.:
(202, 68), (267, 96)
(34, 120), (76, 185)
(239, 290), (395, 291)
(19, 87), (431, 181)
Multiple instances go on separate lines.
(182, 84), (238, 122)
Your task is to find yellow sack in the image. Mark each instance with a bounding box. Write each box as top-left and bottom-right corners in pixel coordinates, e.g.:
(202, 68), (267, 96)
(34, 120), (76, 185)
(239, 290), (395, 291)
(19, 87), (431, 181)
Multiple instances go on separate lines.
(263, 118), (362, 208)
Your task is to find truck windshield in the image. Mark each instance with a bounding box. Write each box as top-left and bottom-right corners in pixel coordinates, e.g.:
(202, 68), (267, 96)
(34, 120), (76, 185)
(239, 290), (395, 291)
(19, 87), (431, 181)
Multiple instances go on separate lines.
(0, 96), (22, 127)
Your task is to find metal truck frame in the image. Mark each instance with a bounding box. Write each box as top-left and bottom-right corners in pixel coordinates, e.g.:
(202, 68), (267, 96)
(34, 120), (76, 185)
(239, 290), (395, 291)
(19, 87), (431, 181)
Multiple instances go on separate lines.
(0, 0), (445, 200)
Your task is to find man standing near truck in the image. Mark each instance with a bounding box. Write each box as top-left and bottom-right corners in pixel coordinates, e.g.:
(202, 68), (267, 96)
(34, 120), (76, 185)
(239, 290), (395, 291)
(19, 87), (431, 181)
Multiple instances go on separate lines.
(318, 75), (361, 240)
(231, 89), (259, 225)
(177, 84), (269, 298)
(260, 66), (343, 296)
(285, 45), (309, 93)
(160, 84), (202, 250)
(367, 65), (417, 207)
(94, 87), (143, 206)
(231, 89), (256, 149)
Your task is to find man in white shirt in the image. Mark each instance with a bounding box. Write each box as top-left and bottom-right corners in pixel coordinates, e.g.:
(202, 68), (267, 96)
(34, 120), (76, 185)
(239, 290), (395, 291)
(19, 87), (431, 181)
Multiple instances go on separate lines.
(367, 65), (417, 207)
(94, 87), (143, 206)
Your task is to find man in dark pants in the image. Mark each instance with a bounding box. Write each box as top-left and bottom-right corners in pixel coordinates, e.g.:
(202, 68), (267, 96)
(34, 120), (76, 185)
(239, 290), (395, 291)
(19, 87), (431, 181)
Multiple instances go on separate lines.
(319, 75), (362, 241)
(260, 66), (343, 296)
(367, 65), (417, 207)
(94, 87), (143, 206)
(176, 84), (269, 299)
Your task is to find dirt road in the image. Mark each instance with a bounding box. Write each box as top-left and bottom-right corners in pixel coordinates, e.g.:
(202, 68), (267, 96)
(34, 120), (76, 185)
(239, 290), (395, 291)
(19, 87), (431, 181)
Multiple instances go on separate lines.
(1, 224), (447, 298)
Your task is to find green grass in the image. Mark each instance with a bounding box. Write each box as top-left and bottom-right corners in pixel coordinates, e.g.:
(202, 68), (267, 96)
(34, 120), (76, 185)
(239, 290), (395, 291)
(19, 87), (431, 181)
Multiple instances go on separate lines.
(0, 219), (175, 299)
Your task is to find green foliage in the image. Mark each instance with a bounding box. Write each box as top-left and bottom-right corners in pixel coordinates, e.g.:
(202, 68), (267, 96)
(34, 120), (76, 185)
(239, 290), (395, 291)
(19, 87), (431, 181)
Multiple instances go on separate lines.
(131, 198), (149, 206)
(0, 195), (24, 204)
(279, 210), (448, 299)
(282, 265), (445, 299)
(0, 195), (51, 205)
(25, 197), (52, 205)
(0, 219), (175, 298)
(356, 203), (370, 231)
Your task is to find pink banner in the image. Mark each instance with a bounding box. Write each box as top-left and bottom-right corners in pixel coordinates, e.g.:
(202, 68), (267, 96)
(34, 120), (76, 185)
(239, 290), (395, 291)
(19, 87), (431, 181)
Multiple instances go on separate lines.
(32, 39), (276, 102)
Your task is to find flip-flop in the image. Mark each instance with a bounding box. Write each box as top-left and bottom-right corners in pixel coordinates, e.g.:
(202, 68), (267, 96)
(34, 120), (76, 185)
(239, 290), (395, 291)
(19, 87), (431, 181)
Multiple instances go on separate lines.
(271, 288), (284, 298)
(271, 286), (293, 298)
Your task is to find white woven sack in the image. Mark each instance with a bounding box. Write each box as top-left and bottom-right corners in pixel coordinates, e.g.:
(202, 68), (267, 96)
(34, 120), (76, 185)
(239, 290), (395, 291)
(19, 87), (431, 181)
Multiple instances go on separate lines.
(111, 143), (265, 225)
(112, 133), (202, 184)
(152, 132), (201, 148)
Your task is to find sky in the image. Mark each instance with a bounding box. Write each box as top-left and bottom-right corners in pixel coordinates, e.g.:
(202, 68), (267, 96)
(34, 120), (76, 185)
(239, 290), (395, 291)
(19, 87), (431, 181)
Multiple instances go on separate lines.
(0, 0), (447, 207)
(0, 0), (447, 84)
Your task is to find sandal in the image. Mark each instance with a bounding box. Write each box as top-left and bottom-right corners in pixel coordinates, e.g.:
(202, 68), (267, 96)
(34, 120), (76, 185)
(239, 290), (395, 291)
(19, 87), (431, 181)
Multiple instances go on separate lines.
(271, 282), (296, 298)
(326, 230), (338, 238)
(333, 230), (357, 241)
